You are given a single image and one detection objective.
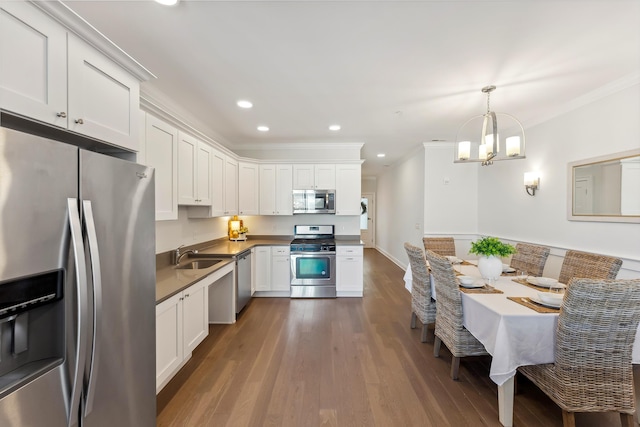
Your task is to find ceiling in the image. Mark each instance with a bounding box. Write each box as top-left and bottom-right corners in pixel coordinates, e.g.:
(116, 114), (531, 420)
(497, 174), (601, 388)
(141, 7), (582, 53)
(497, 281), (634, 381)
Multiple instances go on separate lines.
(64, 0), (640, 177)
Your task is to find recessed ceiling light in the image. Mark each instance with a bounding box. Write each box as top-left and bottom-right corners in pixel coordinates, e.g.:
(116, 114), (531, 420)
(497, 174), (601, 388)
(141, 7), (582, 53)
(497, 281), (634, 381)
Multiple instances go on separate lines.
(237, 100), (253, 109)
(154, 0), (179, 6)
(329, 124), (341, 131)
(377, 153), (386, 158)
(257, 126), (269, 132)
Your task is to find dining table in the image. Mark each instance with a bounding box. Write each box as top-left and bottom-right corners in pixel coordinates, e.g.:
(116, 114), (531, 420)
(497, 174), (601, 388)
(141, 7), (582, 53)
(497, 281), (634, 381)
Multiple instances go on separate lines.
(405, 261), (640, 427)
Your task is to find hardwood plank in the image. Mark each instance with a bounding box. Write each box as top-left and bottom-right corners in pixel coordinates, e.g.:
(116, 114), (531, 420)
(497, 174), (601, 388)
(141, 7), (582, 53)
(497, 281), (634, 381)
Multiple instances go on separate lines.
(158, 248), (616, 427)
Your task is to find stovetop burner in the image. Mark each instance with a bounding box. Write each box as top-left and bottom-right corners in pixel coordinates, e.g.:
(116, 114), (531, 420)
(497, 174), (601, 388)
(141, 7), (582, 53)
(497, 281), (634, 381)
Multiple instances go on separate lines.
(291, 225), (336, 252)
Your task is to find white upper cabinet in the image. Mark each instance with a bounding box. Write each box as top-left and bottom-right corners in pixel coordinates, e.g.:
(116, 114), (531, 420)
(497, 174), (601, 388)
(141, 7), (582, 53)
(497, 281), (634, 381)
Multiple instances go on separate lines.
(293, 164), (335, 190)
(315, 164), (336, 189)
(0, 1), (67, 127)
(335, 164), (362, 215)
(141, 113), (178, 221)
(238, 161), (259, 215)
(177, 132), (212, 206)
(259, 164), (293, 215)
(188, 149), (238, 218)
(210, 148), (225, 217)
(67, 35), (139, 150)
(0, 1), (147, 151)
(224, 156), (238, 216)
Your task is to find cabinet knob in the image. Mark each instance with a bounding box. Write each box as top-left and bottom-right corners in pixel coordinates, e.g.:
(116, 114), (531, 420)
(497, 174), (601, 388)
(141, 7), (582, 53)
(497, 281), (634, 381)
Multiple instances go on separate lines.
(184, 293), (190, 298)
(75, 118), (84, 124)
(56, 112), (67, 118)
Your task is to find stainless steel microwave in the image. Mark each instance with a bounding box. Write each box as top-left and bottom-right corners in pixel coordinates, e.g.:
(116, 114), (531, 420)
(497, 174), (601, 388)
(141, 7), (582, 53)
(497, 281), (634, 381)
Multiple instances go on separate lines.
(292, 189), (336, 214)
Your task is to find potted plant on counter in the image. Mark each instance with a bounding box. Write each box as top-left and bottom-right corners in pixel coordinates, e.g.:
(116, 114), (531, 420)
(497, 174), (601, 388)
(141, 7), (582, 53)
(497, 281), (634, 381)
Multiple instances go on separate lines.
(469, 236), (517, 280)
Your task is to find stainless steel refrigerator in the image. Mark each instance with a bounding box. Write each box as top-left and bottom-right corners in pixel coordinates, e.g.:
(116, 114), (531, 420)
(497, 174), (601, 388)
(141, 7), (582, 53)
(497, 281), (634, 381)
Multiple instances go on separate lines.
(0, 126), (156, 426)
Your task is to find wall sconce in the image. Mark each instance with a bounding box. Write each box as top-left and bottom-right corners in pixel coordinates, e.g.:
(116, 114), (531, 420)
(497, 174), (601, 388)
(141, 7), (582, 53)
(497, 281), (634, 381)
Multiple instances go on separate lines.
(524, 172), (540, 196)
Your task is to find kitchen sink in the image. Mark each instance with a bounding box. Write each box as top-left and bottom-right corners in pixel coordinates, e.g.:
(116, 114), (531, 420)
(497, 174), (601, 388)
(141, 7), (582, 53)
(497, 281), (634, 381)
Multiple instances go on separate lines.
(176, 259), (222, 270)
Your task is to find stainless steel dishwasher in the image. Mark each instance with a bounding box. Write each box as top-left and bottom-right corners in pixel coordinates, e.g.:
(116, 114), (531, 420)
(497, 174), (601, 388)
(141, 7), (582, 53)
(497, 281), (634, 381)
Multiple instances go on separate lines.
(236, 250), (252, 313)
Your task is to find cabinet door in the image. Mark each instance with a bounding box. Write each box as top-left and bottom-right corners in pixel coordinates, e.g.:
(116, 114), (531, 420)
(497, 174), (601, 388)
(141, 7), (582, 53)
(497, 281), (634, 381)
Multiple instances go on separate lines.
(177, 132), (198, 205)
(210, 148), (225, 217)
(335, 164), (362, 215)
(145, 114), (178, 220)
(224, 157), (238, 215)
(275, 164), (293, 215)
(315, 164), (336, 190)
(156, 293), (183, 393)
(182, 281), (209, 354)
(337, 247), (364, 295)
(238, 162), (259, 215)
(271, 247), (291, 292)
(67, 34), (139, 151)
(293, 164), (314, 189)
(196, 142), (212, 205)
(254, 246), (271, 291)
(1, 2), (67, 128)
(259, 164), (276, 215)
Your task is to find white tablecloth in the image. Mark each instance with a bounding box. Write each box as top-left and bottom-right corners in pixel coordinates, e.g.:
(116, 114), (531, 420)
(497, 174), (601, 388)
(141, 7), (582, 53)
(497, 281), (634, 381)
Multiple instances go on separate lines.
(405, 262), (640, 386)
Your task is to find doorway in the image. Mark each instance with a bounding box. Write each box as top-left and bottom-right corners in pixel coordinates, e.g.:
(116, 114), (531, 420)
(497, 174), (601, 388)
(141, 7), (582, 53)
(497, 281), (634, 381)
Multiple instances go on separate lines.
(360, 193), (375, 248)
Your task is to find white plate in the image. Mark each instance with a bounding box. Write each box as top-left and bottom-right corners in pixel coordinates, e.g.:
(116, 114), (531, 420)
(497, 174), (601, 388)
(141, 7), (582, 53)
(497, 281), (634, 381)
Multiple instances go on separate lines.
(460, 281), (485, 289)
(458, 275), (475, 285)
(446, 256), (463, 264)
(526, 277), (566, 289)
(537, 291), (564, 306)
(529, 294), (562, 308)
(502, 266), (516, 273)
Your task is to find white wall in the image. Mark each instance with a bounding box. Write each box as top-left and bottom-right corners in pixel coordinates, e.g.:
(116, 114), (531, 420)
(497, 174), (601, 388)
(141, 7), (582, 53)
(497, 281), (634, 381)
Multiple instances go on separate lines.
(375, 147), (425, 266)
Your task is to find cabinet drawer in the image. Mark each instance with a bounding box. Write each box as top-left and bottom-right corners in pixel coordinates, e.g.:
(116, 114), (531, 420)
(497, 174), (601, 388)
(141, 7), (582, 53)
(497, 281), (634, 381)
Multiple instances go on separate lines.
(337, 246), (363, 256)
(271, 246), (290, 256)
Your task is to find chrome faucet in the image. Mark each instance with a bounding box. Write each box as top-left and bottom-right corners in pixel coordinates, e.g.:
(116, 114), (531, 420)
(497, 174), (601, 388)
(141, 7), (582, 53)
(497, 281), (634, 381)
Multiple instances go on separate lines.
(172, 245), (198, 265)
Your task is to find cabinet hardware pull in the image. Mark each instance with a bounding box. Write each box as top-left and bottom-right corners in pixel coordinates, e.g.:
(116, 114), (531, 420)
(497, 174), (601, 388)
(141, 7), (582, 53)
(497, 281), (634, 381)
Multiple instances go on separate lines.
(75, 118), (84, 124)
(56, 112), (67, 118)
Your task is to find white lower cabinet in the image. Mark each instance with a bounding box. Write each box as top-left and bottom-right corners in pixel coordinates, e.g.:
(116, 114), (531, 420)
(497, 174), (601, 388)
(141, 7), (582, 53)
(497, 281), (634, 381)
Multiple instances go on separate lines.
(254, 246), (271, 292)
(155, 278), (209, 393)
(336, 246), (364, 296)
(271, 247), (291, 292)
(253, 246), (290, 295)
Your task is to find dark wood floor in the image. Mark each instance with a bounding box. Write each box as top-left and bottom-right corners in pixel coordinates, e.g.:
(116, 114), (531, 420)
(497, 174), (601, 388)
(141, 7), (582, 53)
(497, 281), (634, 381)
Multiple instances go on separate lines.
(157, 249), (629, 427)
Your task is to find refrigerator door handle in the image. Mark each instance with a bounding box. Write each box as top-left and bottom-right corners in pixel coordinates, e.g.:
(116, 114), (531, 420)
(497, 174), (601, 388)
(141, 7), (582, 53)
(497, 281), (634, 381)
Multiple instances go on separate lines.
(82, 200), (102, 416)
(67, 198), (89, 427)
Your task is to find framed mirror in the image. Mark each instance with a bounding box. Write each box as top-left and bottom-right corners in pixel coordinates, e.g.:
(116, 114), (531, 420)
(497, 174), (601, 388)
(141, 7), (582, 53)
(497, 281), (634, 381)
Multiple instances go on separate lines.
(567, 149), (640, 223)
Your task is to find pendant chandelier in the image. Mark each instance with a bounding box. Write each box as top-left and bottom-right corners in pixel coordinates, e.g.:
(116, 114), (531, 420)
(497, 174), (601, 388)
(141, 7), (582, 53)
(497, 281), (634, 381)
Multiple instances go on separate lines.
(454, 85), (525, 166)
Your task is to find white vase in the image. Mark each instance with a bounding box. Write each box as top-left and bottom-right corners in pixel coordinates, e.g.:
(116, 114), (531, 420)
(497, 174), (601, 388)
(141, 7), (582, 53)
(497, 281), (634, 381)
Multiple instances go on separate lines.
(477, 255), (503, 280)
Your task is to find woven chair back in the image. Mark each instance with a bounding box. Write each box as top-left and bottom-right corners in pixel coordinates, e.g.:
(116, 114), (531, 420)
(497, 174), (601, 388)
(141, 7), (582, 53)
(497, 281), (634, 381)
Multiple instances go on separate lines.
(404, 243), (436, 325)
(558, 250), (622, 285)
(423, 237), (456, 257)
(509, 243), (550, 277)
(554, 278), (640, 410)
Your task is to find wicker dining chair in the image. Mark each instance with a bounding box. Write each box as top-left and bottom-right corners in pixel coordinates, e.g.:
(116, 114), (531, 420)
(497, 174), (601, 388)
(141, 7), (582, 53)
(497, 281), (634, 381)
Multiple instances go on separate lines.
(518, 278), (640, 427)
(404, 243), (437, 343)
(558, 250), (622, 285)
(509, 243), (550, 277)
(425, 250), (488, 380)
(423, 237), (456, 257)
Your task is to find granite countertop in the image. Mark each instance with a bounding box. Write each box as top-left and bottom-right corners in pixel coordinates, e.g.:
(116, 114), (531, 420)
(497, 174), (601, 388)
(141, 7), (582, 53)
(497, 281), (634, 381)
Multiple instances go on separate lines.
(156, 235), (363, 303)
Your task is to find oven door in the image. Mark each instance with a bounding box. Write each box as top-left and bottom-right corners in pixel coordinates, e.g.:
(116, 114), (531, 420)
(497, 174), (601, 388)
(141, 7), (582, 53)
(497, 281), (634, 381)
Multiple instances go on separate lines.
(290, 252), (336, 298)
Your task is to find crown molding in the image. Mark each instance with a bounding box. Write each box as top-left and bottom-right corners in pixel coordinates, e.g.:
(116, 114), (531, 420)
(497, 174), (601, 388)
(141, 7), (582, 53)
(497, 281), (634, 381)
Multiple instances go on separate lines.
(33, 1), (155, 82)
(234, 142), (364, 151)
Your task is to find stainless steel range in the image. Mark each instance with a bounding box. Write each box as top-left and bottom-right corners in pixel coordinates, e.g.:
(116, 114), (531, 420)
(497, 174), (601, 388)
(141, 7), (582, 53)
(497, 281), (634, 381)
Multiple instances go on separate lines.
(290, 225), (336, 298)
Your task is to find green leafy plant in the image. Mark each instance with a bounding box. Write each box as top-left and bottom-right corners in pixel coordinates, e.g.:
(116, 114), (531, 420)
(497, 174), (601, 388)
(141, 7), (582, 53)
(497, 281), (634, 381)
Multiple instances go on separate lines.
(239, 226), (249, 234)
(469, 236), (516, 257)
